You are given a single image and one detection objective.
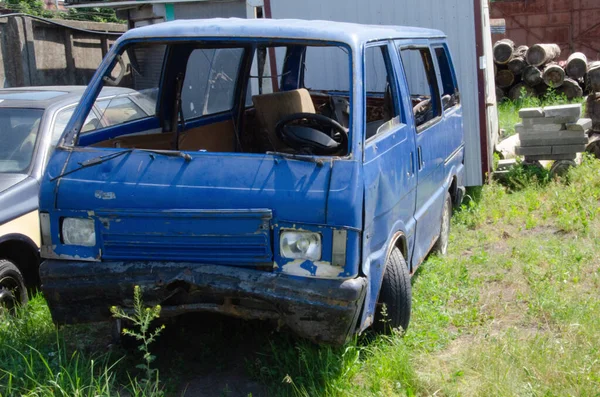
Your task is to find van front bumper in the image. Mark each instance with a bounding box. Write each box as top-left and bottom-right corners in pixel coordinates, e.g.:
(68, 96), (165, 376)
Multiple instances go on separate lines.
(40, 260), (367, 345)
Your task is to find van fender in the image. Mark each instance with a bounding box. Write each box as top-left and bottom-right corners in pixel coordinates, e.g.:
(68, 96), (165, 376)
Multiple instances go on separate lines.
(357, 220), (413, 333)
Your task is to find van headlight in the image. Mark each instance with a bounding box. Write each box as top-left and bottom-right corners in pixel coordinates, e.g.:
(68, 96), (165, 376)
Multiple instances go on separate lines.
(280, 231), (321, 261)
(62, 218), (96, 246)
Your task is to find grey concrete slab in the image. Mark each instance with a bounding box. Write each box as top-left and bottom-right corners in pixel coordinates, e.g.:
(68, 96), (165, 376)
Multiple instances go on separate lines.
(519, 136), (589, 146)
(531, 123), (564, 132)
(552, 144), (587, 154)
(566, 118), (593, 131)
(524, 153), (577, 161)
(515, 145), (552, 155)
(522, 116), (577, 126)
(516, 123), (566, 133)
(518, 129), (587, 139)
(496, 158), (517, 172)
(543, 104), (581, 122)
(519, 107), (544, 118)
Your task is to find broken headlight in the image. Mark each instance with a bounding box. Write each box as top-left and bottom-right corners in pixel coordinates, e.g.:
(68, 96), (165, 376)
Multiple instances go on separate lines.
(280, 231), (321, 261)
(61, 218), (96, 247)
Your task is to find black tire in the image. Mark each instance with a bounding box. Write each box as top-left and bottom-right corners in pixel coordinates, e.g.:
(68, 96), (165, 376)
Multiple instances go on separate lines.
(550, 159), (576, 179)
(432, 192), (452, 256)
(0, 259), (28, 313)
(374, 247), (412, 333)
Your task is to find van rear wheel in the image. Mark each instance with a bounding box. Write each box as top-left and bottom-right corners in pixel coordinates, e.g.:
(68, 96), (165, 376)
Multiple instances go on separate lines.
(0, 260), (28, 313)
(374, 247), (411, 333)
(432, 192), (452, 256)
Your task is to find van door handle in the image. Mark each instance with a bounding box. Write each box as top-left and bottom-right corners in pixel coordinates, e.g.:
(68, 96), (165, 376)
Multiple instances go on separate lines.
(408, 151), (414, 176)
(417, 146), (424, 170)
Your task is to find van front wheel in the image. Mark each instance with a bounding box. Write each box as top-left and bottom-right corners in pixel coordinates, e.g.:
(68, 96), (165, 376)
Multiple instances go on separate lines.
(432, 192), (452, 256)
(374, 247), (411, 334)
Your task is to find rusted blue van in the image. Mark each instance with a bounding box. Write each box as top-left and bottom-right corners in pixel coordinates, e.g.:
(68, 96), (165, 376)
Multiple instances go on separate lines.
(39, 19), (465, 344)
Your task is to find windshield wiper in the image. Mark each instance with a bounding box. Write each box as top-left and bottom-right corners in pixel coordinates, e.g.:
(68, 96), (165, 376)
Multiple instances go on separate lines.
(50, 148), (191, 181)
(50, 149), (133, 181)
(266, 151), (326, 165)
(136, 149), (192, 161)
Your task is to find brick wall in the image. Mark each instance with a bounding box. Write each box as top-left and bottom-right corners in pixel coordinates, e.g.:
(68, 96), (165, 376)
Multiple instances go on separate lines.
(490, 0), (600, 61)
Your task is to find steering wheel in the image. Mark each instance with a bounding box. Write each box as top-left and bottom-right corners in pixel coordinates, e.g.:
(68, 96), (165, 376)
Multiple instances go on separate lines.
(275, 113), (348, 155)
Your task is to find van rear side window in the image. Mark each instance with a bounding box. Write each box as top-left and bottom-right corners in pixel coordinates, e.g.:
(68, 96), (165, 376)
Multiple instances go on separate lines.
(399, 48), (441, 129)
(434, 46), (460, 110)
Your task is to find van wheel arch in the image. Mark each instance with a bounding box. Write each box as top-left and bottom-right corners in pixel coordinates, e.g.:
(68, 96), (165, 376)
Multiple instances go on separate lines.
(388, 231), (408, 264)
(355, 231), (410, 334)
(0, 235), (40, 291)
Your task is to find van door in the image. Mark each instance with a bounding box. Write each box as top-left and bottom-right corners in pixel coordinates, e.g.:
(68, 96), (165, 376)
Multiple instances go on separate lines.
(396, 41), (446, 268)
(362, 41), (417, 320)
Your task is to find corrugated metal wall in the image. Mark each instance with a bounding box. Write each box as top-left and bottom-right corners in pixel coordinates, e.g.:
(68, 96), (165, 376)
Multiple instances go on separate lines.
(270, 0), (483, 185)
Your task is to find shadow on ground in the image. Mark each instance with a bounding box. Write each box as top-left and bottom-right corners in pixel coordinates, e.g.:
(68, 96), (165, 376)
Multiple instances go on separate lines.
(117, 310), (357, 397)
(149, 313), (275, 396)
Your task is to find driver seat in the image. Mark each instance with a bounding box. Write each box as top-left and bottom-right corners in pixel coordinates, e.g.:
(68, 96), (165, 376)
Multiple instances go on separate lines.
(252, 88), (316, 152)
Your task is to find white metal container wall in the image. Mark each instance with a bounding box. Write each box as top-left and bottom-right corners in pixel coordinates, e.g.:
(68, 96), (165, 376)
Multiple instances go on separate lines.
(270, 0), (483, 186)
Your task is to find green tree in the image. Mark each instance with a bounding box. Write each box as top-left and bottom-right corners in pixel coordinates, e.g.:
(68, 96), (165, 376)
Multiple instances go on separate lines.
(5, 0), (53, 17)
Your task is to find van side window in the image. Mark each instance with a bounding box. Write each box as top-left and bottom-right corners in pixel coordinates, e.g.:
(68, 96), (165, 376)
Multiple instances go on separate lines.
(88, 44), (165, 133)
(182, 48), (244, 119)
(97, 97), (147, 127)
(364, 45), (399, 140)
(434, 46), (460, 110)
(399, 48), (441, 129)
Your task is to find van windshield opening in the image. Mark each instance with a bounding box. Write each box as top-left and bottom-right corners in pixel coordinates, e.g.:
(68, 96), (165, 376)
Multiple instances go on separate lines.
(75, 41), (352, 157)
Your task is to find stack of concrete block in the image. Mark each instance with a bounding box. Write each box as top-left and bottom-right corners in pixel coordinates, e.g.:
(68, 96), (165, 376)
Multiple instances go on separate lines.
(514, 104), (591, 161)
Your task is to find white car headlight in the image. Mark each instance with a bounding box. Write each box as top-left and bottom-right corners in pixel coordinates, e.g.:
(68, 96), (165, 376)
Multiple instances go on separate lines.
(280, 231), (322, 261)
(62, 218), (96, 247)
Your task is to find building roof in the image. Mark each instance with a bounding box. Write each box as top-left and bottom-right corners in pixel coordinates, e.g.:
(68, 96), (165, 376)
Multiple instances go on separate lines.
(120, 18), (445, 46)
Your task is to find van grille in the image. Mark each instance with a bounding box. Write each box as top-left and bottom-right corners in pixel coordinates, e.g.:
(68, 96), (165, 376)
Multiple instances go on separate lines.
(97, 209), (273, 265)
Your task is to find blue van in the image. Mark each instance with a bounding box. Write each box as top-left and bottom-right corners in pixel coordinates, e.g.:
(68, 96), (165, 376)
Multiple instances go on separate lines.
(39, 19), (465, 345)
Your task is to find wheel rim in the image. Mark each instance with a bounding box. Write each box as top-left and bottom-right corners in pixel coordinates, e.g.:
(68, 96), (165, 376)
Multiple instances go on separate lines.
(0, 276), (21, 312)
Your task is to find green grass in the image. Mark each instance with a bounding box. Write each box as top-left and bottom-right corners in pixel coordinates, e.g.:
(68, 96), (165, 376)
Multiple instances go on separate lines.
(253, 156), (600, 396)
(0, 295), (165, 396)
(0, 296), (120, 396)
(2, 158), (600, 396)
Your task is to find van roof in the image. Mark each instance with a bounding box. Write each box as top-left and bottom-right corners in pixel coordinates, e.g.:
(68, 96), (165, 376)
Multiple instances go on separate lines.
(121, 18), (445, 46)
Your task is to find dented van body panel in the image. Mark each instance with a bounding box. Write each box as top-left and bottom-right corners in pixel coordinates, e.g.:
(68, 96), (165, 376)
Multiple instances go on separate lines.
(39, 19), (464, 344)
